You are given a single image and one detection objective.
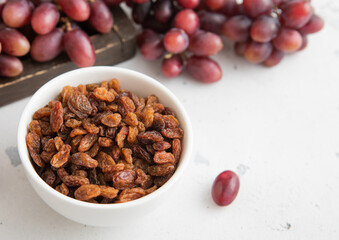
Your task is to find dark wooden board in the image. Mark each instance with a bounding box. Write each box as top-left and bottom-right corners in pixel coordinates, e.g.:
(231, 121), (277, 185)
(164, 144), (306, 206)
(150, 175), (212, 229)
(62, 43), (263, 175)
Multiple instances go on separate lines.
(0, 6), (137, 107)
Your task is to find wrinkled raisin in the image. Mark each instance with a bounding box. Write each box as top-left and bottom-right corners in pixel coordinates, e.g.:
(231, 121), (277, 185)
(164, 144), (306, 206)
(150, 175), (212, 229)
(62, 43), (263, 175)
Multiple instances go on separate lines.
(98, 137), (113, 147)
(93, 87), (115, 102)
(106, 127), (117, 139)
(127, 126), (138, 143)
(49, 101), (63, 132)
(78, 134), (98, 152)
(82, 119), (99, 134)
(161, 128), (184, 139)
(50, 144), (71, 168)
(74, 184), (101, 201)
(148, 163), (175, 176)
(118, 96), (135, 117)
(135, 169), (152, 189)
(56, 183), (69, 196)
(116, 126), (128, 148)
(132, 145), (152, 163)
(26, 132), (44, 167)
(123, 112), (138, 126)
(142, 107), (154, 128)
(111, 146), (120, 161)
(153, 141), (171, 151)
(153, 151), (175, 164)
(70, 127), (88, 138)
(71, 152), (98, 168)
(33, 107), (51, 120)
(97, 151), (115, 169)
(29, 120), (42, 138)
(108, 78), (120, 92)
(121, 148), (133, 164)
(172, 139), (182, 163)
(99, 185), (119, 199)
(116, 188), (145, 203)
(41, 168), (56, 186)
(63, 175), (90, 187)
(137, 131), (164, 145)
(54, 137), (64, 151)
(87, 142), (100, 158)
(67, 91), (93, 119)
(112, 170), (136, 190)
(101, 113), (121, 127)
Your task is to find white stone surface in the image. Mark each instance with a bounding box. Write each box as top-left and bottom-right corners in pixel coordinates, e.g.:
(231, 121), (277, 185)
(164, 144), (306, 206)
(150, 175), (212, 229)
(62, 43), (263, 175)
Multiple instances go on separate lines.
(0, 0), (338, 238)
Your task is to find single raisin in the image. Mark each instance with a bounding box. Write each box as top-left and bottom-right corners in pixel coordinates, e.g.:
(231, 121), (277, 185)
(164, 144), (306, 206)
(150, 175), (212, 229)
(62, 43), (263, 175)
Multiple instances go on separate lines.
(74, 184), (101, 201)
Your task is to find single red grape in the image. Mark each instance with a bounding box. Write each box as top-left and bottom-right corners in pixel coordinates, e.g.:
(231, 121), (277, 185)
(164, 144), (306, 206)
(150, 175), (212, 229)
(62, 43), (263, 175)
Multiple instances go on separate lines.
(299, 14), (324, 35)
(243, 0), (273, 18)
(234, 41), (248, 56)
(2, 0), (32, 28)
(205, 0), (226, 10)
(0, 54), (23, 77)
(57, 0), (90, 22)
(250, 15), (279, 43)
(132, 1), (152, 24)
(174, 9), (199, 36)
(280, 1), (313, 29)
(176, 0), (200, 9)
(189, 30), (223, 56)
(198, 10), (227, 35)
(31, 3), (60, 35)
(162, 55), (184, 78)
(263, 49), (284, 67)
(244, 41), (273, 63)
(272, 28), (302, 53)
(89, 0), (113, 34)
(137, 29), (157, 47)
(186, 55), (222, 83)
(163, 28), (189, 54)
(222, 15), (252, 42)
(212, 170), (240, 206)
(140, 34), (165, 60)
(31, 28), (63, 62)
(154, 0), (173, 23)
(0, 28), (30, 56)
(63, 29), (96, 67)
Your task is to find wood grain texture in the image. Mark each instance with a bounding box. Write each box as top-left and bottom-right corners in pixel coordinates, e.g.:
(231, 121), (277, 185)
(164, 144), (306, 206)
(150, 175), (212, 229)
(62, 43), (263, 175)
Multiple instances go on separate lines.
(0, 7), (137, 106)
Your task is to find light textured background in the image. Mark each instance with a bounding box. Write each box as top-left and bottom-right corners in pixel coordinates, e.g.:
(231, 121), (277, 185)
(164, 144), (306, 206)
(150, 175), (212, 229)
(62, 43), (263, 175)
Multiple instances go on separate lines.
(1, 0), (338, 238)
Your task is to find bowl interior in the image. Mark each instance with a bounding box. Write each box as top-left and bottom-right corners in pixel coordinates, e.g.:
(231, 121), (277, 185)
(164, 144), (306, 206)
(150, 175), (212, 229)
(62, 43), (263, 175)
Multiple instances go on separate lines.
(18, 66), (193, 209)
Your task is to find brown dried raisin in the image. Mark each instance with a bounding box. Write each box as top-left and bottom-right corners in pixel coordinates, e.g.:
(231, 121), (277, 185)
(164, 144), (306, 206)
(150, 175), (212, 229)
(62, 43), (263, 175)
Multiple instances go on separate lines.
(78, 134), (98, 152)
(127, 126), (138, 143)
(71, 152), (98, 168)
(33, 107), (51, 120)
(99, 186), (119, 199)
(116, 126), (128, 148)
(112, 170), (136, 190)
(56, 183), (69, 196)
(67, 91), (93, 119)
(153, 151), (175, 164)
(123, 112), (138, 126)
(118, 96), (135, 117)
(93, 87), (115, 102)
(63, 175), (90, 187)
(98, 137), (113, 147)
(101, 113), (121, 127)
(148, 163), (175, 176)
(29, 120), (42, 138)
(50, 144), (71, 168)
(137, 131), (164, 145)
(142, 107), (154, 128)
(74, 184), (101, 201)
(49, 101), (64, 132)
(70, 127), (88, 138)
(121, 148), (133, 164)
(26, 132), (44, 167)
(153, 141), (171, 151)
(161, 128), (184, 139)
(116, 188), (145, 203)
(82, 119), (99, 134)
(131, 145), (152, 163)
(172, 139), (182, 163)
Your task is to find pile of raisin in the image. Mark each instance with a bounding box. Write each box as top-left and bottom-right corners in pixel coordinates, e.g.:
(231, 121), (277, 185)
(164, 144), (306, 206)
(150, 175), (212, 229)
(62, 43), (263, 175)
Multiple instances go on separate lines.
(26, 78), (183, 203)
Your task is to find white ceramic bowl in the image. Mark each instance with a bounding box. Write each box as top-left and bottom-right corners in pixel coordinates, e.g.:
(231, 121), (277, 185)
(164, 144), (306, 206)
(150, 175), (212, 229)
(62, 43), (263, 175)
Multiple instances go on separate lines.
(17, 67), (193, 227)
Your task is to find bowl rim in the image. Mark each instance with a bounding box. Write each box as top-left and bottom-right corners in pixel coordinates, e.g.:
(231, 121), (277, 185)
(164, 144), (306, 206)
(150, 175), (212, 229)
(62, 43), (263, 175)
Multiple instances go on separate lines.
(17, 66), (193, 210)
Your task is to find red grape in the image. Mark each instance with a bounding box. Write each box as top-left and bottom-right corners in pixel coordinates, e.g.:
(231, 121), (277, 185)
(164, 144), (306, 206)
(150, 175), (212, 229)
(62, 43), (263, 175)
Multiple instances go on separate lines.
(189, 30), (223, 56)
(2, 0), (32, 28)
(176, 0), (200, 9)
(218, 0), (240, 17)
(137, 29), (157, 47)
(222, 15), (252, 42)
(142, 15), (171, 33)
(140, 34), (165, 60)
(299, 14), (324, 35)
(205, 0), (226, 10)
(0, 0), (7, 18)
(0, 54), (23, 77)
(63, 29), (96, 67)
(234, 41), (248, 56)
(0, 28), (30, 56)
(250, 15), (279, 43)
(154, 0), (173, 23)
(132, 0), (149, 3)
(57, 0), (90, 22)
(212, 170), (240, 206)
(103, 0), (124, 5)
(244, 41), (273, 63)
(31, 3), (60, 35)
(132, 1), (152, 24)
(30, 0), (53, 6)
(31, 28), (63, 62)
(280, 1), (313, 29)
(298, 34), (307, 51)
(198, 10), (227, 35)
(243, 0), (273, 18)
(89, 0), (113, 34)
(272, 28), (302, 53)
(186, 55), (222, 83)
(162, 55), (183, 78)
(174, 9), (199, 35)
(263, 49), (284, 67)
(163, 28), (189, 54)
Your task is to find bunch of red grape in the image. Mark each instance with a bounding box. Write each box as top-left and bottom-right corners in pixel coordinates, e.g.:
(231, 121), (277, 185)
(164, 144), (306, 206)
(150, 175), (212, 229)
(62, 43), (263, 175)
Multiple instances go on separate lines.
(129, 0), (324, 83)
(0, 0), (120, 78)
